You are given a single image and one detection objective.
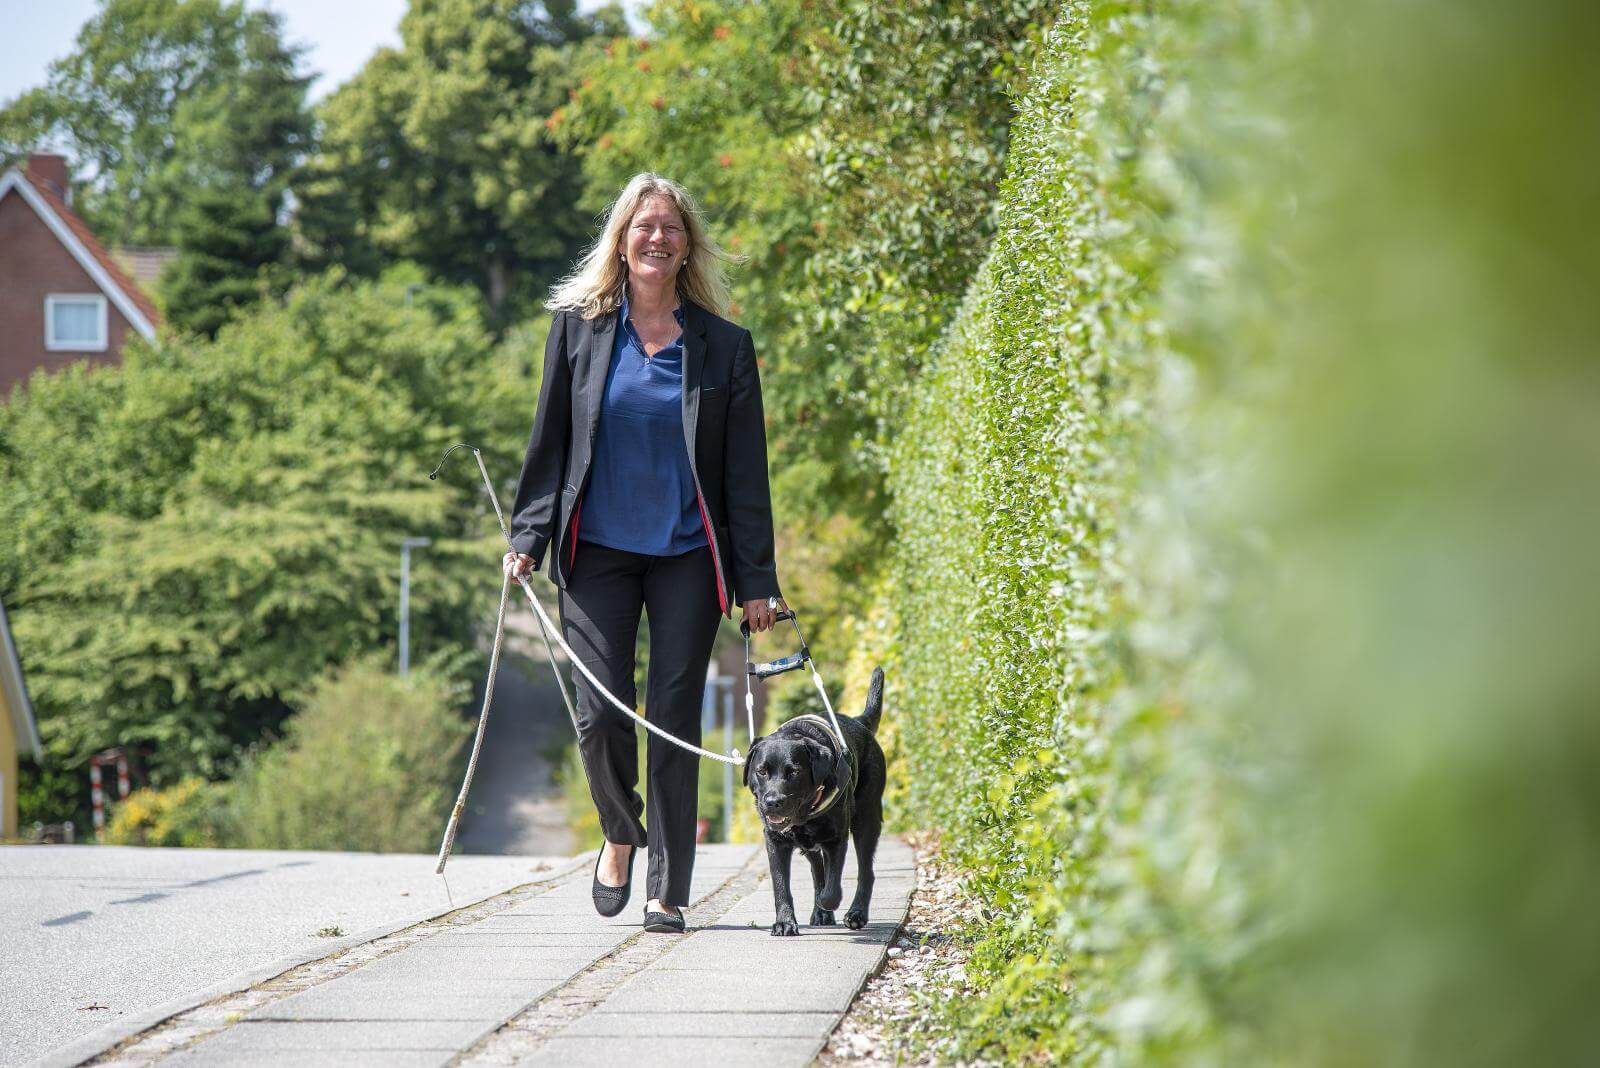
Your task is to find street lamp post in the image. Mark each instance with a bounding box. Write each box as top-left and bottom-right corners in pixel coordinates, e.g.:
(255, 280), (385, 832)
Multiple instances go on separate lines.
(399, 537), (432, 676)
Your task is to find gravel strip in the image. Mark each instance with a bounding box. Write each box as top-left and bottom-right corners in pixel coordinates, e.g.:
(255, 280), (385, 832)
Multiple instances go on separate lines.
(817, 833), (989, 1067)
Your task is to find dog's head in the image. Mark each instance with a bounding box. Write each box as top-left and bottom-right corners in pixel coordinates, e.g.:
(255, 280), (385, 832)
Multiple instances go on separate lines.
(743, 730), (839, 831)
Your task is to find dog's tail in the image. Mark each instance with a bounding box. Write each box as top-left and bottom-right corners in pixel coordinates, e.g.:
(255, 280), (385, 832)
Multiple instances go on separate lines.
(858, 666), (884, 734)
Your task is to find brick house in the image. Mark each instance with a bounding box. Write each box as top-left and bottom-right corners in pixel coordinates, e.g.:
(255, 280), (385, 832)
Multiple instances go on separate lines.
(0, 154), (161, 398)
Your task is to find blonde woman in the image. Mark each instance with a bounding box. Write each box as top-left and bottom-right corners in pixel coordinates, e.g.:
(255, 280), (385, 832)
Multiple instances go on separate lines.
(505, 174), (785, 933)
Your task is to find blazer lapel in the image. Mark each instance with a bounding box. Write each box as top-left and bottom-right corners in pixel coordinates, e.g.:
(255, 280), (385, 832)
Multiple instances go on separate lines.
(584, 308), (620, 448)
(681, 300), (708, 459)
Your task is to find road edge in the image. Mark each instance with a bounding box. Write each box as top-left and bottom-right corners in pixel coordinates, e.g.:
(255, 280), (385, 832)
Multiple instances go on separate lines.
(26, 855), (587, 1068)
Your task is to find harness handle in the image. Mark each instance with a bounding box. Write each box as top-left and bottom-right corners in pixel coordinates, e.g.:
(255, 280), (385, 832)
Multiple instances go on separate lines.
(738, 608), (798, 638)
(743, 608), (809, 678)
(742, 605), (848, 749)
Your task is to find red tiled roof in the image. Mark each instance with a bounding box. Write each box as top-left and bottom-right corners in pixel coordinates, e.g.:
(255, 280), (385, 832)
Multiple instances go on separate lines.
(21, 171), (162, 328)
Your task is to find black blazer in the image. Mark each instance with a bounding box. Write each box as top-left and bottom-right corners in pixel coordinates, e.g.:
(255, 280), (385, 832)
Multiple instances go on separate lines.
(508, 297), (781, 616)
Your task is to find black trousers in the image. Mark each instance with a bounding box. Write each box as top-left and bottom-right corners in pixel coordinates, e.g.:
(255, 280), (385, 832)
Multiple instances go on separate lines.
(558, 539), (722, 907)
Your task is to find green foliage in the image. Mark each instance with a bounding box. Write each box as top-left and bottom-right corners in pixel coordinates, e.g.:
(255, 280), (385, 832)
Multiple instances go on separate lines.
(0, 0), (311, 247)
(862, 0), (1600, 1063)
(160, 183), (288, 337)
(560, 0), (1052, 668)
(102, 776), (232, 847)
(229, 656), (469, 852)
(0, 272), (533, 812)
(782, 0), (1054, 528)
(559, 0), (811, 340)
(874, 12), (1129, 1057)
(295, 0), (626, 318)
(15, 758), (84, 832)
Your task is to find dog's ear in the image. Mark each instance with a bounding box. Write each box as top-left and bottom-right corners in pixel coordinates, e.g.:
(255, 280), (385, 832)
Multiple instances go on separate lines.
(808, 740), (838, 792)
(742, 737), (763, 788)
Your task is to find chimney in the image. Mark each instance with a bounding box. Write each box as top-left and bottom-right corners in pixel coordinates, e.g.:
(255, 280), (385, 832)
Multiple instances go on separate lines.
(25, 154), (70, 202)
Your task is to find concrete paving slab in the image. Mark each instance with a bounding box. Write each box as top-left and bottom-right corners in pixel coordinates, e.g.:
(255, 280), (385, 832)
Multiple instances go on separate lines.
(177, 1018), (491, 1054)
(343, 949), (604, 985)
(648, 940), (892, 973)
(62, 839), (910, 1067)
(563, 1009), (838, 1038)
(0, 846), (568, 1066)
(524, 1034), (822, 1067)
(248, 988), (540, 1023)
(595, 967), (870, 1013)
(424, 930), (627, 948)
(252, 976), (559, 1000)
(524, 838), (917, 1063)
(169, 1051), (450, 1068)
(463, 913), (642, 932)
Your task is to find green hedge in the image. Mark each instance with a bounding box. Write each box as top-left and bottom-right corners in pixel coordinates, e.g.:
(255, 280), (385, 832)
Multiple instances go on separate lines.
(880, 6), (1134, 1056)
(870, 0), (1600, 1062)
(229, 656), (469, 852)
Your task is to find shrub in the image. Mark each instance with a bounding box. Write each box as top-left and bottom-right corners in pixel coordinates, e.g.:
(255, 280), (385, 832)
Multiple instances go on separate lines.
(229, 656), (469, 853)
(102, 777), (234, 847)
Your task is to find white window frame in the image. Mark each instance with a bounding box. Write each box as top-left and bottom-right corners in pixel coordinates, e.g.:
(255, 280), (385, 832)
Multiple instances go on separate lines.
(44, 293), (109, 353)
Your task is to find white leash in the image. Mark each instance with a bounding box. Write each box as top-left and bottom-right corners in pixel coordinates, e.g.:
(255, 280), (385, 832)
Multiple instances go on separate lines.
(515, 572), (746, 766)
(430, 443), (850, 873)
(432, 444), (747, 875)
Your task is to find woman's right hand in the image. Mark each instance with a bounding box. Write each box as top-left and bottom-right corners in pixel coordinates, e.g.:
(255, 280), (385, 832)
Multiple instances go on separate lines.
(504, 552), (536, 582)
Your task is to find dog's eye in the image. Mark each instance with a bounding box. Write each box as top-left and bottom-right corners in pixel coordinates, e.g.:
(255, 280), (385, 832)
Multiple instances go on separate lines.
(783, 765), (797, 780)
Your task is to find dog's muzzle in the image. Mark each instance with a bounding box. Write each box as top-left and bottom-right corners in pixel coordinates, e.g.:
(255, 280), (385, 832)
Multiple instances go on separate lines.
(761, 784), (827, 828)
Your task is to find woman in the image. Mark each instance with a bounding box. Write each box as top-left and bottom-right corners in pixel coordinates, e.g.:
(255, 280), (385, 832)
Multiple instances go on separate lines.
(504, 173), (785, 934)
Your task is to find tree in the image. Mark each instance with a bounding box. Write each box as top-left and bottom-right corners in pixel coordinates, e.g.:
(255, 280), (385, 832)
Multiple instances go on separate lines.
(0, 0), (312, 248)
(0, 272), (534, 822)
(557, 0), (1051, 673)
(160, 184), (288, 337)
(295, 0), (627, 320)
(558, 0), (811, 362)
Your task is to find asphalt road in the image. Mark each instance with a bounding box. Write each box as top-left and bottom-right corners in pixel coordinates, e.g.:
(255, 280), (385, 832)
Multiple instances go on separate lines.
(0, 845), (564, 1066)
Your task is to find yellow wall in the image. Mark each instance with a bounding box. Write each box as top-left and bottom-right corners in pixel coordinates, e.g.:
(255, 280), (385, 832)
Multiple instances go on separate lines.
(0, 692), (17, 839)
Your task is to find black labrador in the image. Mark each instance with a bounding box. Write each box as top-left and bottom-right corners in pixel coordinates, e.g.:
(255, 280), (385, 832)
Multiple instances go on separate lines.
(744, 667), (886, 936)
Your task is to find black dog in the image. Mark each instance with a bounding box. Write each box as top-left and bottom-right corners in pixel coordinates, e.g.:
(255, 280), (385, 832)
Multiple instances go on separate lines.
(744, 667), (886, 936)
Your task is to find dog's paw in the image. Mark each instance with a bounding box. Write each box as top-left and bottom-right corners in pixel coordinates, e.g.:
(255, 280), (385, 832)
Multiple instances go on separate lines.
(770, 919), (800, 937)
(810, 908), (836, 927)
(844, 907), (868, 929)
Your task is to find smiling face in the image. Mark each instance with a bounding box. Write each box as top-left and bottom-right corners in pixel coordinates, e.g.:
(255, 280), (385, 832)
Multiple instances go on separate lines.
(620, 194), (689, 286)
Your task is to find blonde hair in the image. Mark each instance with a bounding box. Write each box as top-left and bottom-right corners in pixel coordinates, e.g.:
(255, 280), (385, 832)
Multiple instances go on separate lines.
(546, 173), (739, 320)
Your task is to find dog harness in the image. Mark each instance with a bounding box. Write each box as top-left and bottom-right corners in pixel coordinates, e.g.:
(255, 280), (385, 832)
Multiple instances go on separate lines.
(785, 713), (857, 817)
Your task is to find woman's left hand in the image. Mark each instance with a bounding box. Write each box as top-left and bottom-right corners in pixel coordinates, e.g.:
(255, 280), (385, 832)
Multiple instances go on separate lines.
(742, 596), (788, 633)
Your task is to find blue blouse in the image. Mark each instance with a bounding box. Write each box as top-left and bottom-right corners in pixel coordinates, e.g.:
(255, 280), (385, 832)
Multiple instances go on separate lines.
(576, 293), (709, 556)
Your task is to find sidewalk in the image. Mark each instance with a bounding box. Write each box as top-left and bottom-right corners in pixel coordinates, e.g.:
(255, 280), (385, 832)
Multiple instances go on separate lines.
(69, 839), (915, 1067)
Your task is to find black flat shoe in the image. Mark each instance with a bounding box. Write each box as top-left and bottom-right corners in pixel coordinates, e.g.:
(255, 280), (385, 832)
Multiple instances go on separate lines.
(642, 906), (686, 934)
(591, 845), (633, 918)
